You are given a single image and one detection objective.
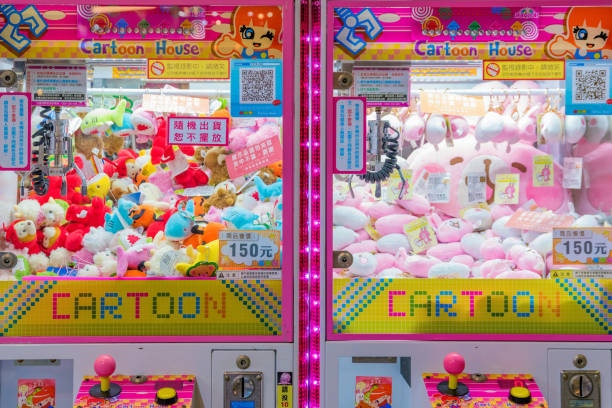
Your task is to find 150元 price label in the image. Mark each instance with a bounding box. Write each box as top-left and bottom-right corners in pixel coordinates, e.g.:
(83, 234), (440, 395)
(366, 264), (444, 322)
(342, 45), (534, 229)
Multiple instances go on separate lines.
(219, 230), (281, 269)
(553, 227), (612, 265)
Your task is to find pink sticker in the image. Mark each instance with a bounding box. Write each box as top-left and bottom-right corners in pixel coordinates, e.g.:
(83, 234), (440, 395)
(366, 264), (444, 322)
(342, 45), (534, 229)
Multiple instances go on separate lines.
(167, 117), (228, 146)
(226, 137), (282, 179)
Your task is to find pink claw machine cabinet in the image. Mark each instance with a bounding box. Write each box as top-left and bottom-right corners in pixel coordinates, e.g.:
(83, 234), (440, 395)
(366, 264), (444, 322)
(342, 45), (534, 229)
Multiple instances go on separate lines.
(0, 2), (297, 408)
(321, 2), (612, 407)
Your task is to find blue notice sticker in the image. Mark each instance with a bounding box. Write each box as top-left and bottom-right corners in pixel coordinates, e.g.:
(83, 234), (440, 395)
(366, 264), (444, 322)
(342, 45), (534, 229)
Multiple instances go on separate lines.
(230, 401), (255, 408)
(565, 60), (612, 115)
(230, 59), (283, 117)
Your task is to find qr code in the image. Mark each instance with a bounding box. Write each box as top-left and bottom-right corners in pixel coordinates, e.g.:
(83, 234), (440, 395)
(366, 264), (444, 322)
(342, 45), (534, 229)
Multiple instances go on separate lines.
(239, 68), (275, 104)
(573, 67), (609, 104)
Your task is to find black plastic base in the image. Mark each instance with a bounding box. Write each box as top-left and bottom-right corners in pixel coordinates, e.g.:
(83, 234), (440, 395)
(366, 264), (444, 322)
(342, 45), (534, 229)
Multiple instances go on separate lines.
(89, 383), (121, 399)
(437, 380), (469, 397)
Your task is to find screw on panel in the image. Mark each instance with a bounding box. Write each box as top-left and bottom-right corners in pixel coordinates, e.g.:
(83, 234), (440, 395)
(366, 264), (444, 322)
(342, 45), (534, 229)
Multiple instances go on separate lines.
(224, 375), (230, 381)
(256, 374), (262, 381)
(573, 354), (587, 368)
(236, 355), (251, 369)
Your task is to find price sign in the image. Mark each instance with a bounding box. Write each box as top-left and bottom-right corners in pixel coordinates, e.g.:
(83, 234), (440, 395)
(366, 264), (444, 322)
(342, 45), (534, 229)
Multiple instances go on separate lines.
(553, 227), (612, 265)
(219, 230), (281, 269)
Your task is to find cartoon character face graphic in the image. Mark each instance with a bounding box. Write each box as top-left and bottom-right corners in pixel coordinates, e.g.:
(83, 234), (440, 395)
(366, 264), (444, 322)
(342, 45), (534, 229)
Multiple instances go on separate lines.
(212, 6), (283, 59)
(546, 7), (612, 59)
(406, 138), (568, 217)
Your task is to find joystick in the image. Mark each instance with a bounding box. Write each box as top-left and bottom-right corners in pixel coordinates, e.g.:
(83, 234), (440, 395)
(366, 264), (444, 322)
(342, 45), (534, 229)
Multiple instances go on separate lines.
(437, 353), (469, 397)
(89, 355), (122, 399)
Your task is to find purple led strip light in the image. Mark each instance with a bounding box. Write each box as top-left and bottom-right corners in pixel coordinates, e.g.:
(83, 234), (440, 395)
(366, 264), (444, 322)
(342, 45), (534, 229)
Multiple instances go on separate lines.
(299, 0), (321, 406)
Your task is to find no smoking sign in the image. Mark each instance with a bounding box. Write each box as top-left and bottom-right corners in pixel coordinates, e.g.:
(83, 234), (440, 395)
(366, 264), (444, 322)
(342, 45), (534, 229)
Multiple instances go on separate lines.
(149, 61), (165, 77)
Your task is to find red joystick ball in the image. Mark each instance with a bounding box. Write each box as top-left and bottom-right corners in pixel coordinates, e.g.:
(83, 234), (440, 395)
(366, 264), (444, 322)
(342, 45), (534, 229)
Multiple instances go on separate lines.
(94, 355), (116, 378)
(444, 353), (465, 377)
(89, 355), (121, 399)
(437, 352), (469, 397)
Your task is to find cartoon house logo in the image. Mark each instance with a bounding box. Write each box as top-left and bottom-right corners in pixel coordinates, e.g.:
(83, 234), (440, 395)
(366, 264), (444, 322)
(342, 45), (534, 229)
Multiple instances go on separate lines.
(334, 8), (383, 56)
(0, 5), (48, 53)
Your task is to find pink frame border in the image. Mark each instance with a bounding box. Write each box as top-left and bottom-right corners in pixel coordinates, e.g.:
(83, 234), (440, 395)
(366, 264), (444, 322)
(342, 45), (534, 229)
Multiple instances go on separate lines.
(332, 97), (366, 174)
(0, 92), (31, 171)
(325, 0), (612, 343)
(167, 117), (229, 146)
(4, 0), (294, 344)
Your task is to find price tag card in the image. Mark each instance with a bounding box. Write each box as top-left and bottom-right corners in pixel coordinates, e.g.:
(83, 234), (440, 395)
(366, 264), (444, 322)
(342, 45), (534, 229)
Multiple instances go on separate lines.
(353, 67), (410, 107)
(219, 229), (281, 269)
(167, 117), (228, 146)
(26, 65), (87, 107)
(494, 173), (519, 204)
(533, 155), (554, 187)
(466, 172), (486, 204)
(563, 157), (583, 189)
(0, 93), (30, 171)
(386, 169), (413, 201)
(404, 217), (438, 254)
(565, 59), (612, 115)
(426, 172), (450, 203)
(553, 227), (612, 265)
(333, 97), (366, 174)
(365, 223), (381, 241)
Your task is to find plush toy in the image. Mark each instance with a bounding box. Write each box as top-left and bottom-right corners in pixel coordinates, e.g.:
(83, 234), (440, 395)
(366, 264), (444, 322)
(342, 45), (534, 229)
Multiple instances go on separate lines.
(131, 108), (158, 143)
(74, 129), (104, 160)
(334, 205), (369, 231)
(406, 137), (569, 217)
(254, 176), (282, 200)
(348, 252), (377, 277)
(428, 262), (470, 278)
(129, 204), (158, 230)
(104, 198), (136, 233)
(4, 220), (41, 254)
(474, 112), (504, 149)
(165, 200), (196, 241)
(425, 114), (447, 149)
(173, 162), (210, 188)
(66, 196), (109, 230)
(93, 250), (117, 277)
(110, 178), (137, 202)
(104, 149), (139, 179)
(402, 113), (425, 144)
(584, 116), (609, 143)
(204, 147), (230, 185)
(81, 99), (126, 136)
(87, 174), (111, 199)
(565, 115), (587, 144)
(222, 207), (260, 229)
(202, 189), (237, 214)
(12, 199), (41, 224)
(145, 245), (189, 277)
(110, 112), (135, 138)
(539, 111), (563, 144)
(39, 198), (65, 227)
(116, 244), (155, 277)
(175, 242), (219, 277)
(268, 161), (282, 178)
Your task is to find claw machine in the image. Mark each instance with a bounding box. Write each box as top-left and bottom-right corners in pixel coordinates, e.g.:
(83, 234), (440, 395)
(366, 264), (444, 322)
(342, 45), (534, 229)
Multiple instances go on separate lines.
(0, 2), (297, 408)
(321, 2), (612, 407)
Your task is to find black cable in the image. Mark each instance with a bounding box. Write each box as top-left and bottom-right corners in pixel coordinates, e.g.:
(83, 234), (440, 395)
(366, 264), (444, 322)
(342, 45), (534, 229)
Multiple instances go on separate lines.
(30, 107), (53, 196)
(358, 122), (400, 184)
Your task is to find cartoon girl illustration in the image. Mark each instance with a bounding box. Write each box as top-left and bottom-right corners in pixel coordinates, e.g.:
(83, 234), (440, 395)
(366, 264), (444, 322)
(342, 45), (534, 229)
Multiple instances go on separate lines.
(503, 183), (515, 199)
(213, 6), (283, 59)
(418, 227), (431, 245)
(547, 7), (612, 59)
(540, 164), (551, 183)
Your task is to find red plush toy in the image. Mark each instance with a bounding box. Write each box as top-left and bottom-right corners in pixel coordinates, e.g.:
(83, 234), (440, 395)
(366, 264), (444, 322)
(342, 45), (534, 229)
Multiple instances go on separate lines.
(4, 219), (41, 254)
(30, 172), (89, 205)
(173, 162), (209, 188)
(103, 149), (139, 178)
(64, 197), (110, 251)
(146, 208), (176, 238)
(40, 226), (67, 255)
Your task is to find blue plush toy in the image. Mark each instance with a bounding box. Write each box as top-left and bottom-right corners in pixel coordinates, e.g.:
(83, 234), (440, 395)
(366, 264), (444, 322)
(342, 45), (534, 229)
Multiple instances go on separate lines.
(221, 207), (265, 229)
(165, 200), (195, 241)
(110, 112), (135, 138)
(104, 198), (136, 233)
(254, 176), (282, 201)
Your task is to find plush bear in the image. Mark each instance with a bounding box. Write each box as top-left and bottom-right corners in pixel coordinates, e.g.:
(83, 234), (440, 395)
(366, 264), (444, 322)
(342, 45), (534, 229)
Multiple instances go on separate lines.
(202, 189), (236, 214)
(204, 147), (230, 186)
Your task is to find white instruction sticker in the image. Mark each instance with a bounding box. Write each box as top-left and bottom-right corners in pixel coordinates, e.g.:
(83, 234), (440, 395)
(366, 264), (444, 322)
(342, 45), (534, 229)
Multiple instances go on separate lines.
(427, 172), (450, 203)
(563, 157), (583, 189)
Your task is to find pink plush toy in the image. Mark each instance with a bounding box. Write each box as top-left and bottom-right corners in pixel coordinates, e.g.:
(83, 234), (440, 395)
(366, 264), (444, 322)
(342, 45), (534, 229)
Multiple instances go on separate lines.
(402, 113), (425, 144)
(131, 108), (158, 143)
(436, 218), (473, 243)
(584, 116), (609, 143)
(395, 248), (440, 278)
(334, 205), (369, 231)
(539, 112), (563, 144)
(363, 201), (409, 219)
(397, 194), (431, 215)
(480, 237), (505, 260)
(228, 126), (253, 153)
(407, 138), (569, 217)
(449, 116), (469, 139)
(517, 106), (540, 143)
(116, 244), (155, 277)
(425, 114), (448, 149)
(474, 112), (504, 149)
(565, 115), (587, 144)
(426, 242), (463, 262)
(345, 240), (377, 254)
(375, 214), (417, 236)
(349, 252), (377, 277)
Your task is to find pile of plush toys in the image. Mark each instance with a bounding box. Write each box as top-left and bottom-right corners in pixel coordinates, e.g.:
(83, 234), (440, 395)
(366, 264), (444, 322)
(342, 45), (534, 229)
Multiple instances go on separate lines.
(0, 101), (283, 280)
(333, 80), (612, 279)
